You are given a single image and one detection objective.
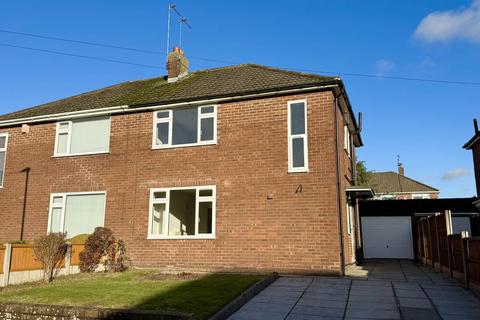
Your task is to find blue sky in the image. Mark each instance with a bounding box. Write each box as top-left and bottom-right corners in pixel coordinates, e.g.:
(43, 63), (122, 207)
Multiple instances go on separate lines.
(1, 1), (479, 198)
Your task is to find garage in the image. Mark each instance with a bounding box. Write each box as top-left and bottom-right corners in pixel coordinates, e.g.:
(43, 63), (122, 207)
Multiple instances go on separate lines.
(361, 216), (413, 259)
(358, 198), (480, 261)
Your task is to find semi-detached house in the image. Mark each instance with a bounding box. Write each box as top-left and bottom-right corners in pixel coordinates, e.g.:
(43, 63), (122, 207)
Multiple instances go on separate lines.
(0, 48), (365, 275)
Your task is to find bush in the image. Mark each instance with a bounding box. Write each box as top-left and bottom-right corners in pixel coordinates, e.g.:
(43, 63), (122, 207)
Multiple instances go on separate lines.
(79, 227), (129, 273)
(33, 233), (68, 283)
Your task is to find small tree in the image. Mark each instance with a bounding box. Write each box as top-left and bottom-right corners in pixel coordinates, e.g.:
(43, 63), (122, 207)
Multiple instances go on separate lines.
(33, 233), (68, 283)
(79, 227), (129, 273)
(356, 160), (374, 187)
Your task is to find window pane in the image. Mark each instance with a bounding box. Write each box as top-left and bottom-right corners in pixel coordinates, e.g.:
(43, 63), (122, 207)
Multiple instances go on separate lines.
(0, 136), (5, 149)
(200, 117), (214, 141)
(168, 189), (195, 236)
(57, 133), (69, 154)
(157, 111), (170, 119)
(154, 191), (167, 199)
(50, 208), (63, 233)
(198, 201), (213, 234)
(52, 196), (63, 205)
(63, 194), (105, 237)
(199, 189), (213, 197)
(290, 102), (305, 135)
(292, 137), (305, 168)
(172, 108), (197, 145)
(156, 122), (169, 145)
(151, 203), (166, 235)
(0, 151), (4, 187)
(70, 117), (110, 154)
(201, 106), (214, 114)
(58, 122), (69, 131)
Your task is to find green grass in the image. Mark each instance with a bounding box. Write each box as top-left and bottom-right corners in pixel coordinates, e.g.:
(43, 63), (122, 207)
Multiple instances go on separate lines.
(0, 270), (265, 320)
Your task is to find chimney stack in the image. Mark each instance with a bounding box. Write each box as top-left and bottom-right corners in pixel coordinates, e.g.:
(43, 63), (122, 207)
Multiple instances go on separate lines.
(474, 118), (479, 134)
(166, 47), (189, 82)
(398, 163), (405, 176)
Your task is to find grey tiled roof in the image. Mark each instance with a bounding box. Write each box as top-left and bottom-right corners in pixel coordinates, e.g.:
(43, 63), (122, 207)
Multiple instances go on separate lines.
(0, 64), (339, 121)
(370, 171), (439, 194)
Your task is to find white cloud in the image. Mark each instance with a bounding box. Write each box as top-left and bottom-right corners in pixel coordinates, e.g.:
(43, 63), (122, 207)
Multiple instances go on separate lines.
(375, 59), (395, 76)
(414, 0), (480, 43)
(441, 168), (470, 181)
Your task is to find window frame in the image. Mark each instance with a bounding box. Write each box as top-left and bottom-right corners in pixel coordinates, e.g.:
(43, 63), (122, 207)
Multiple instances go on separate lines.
(152, 105), (217, 150)
(344, 124), (351, 157)
(0, 132), (8, 188)
(147, 185), (216, 240)
(412, 193), (430, 199)
(287, 99), (309, 173)
(346, 203), (353, 235)
(53, 117), (111, 157)
(47, 191), (107, 235)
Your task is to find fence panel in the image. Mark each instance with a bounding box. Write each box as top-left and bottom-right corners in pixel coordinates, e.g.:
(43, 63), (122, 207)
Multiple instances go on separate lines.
(70, 244), (85, 266)
(450, 234), (464, 273)
(436, 214), (449, 268)
(0, 245), (5, 274)
(10, 245), (42, 272)
(429, 217), (438, 264)
(468, 238), (480, 285)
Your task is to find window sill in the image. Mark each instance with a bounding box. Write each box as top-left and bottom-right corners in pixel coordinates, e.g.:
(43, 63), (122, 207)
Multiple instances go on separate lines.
(147, 235), (216, 240)
(152, 141), (216, 150)
(288, 168), (309, 174)
(52, 151), (110, 158)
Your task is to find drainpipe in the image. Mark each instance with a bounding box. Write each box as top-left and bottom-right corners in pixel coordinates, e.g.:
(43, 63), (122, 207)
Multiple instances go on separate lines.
(20, 167), (31, 241)
(334, 92), (345, 276)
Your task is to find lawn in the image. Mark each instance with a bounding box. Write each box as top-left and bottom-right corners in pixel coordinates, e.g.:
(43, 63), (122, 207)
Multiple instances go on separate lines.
(0, 270), (265, 320)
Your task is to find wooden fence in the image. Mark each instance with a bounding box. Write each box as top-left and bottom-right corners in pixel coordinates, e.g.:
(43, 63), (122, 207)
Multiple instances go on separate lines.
(1, 242), (84, 287)
(417, 211), (480, 290)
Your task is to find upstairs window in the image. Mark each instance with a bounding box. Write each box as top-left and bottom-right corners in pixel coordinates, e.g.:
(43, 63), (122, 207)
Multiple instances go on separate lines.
(0, 133), (8, 188)
(344, 125), (351, 157)
(54, 117), (111, 156)
(288, 100), (308, 172)
(153, 105), (216, 148)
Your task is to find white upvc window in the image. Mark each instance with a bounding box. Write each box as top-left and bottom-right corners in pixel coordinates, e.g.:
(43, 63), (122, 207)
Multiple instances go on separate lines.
(148, 186), (216, 239)
(412, 193), (430, 199)
(0, 133), (8, 188)
(152, 105), (217, 149)
(379, 194), (396, 200)
(288, 100), (308, 172)
(346, 203), (353, 235)
(344, 125), (351, 157)
(54, 116), (111, 157)
(48, 192), (106, 238)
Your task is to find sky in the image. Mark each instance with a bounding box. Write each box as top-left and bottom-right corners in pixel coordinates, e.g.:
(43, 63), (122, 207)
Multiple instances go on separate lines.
(0, 1), (479, 198)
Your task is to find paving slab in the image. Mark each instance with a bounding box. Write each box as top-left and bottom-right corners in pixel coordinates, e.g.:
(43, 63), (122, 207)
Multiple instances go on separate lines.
(228, 260), (480, 320)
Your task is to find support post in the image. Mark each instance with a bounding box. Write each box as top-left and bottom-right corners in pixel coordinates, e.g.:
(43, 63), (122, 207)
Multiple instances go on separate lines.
(65, 242), (72, 276)
(2, 243), (12, 287)
(461, 231), (470, 289)
(445, 210), (453, 278)
(434, 213), (442, 272)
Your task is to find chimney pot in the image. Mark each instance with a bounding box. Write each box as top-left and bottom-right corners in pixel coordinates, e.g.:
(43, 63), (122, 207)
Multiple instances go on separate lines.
(398, 163), (405, 176)
(166, 47), (189, 82)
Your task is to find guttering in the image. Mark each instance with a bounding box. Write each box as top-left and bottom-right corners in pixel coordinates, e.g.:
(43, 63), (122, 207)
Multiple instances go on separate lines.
(0, 84), (338, 127)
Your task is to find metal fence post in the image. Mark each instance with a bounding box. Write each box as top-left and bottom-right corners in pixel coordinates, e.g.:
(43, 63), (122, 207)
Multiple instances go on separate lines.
(2, 243), (12, 287)
(461, 231), (470, 289)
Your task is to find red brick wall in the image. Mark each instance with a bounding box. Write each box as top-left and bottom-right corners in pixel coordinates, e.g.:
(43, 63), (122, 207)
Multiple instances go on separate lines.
(0, 91), (348, 274)
(473, 143), (480, 197)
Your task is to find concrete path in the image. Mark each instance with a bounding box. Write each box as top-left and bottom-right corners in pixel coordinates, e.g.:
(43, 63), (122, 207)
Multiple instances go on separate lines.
(229, 260), (480, 320)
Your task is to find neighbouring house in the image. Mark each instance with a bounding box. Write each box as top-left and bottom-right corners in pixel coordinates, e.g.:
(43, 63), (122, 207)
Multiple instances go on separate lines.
(464, 119), (480, 209)
(0, 48), (367, 275)
(369, 164), (439, 200)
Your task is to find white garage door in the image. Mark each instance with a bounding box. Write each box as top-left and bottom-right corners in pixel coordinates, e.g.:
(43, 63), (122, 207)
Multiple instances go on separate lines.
(362, 216), (414, 259)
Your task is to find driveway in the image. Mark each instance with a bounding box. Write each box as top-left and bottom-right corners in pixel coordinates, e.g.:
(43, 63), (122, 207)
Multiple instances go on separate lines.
(229, 260), (480, 320)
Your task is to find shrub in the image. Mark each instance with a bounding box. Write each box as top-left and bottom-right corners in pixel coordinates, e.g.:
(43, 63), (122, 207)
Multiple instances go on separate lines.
(33, 233), (68, 283)
(79, 227), (129, 273)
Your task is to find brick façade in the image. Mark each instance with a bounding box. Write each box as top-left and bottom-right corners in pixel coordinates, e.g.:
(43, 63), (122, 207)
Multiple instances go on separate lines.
(0, 90), (354, 274)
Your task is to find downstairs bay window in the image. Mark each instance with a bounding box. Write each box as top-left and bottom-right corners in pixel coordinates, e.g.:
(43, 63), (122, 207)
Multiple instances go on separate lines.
(148, 186), (216, 239)
(153, 105), (216, 149)
(48, 192), (106, 237)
